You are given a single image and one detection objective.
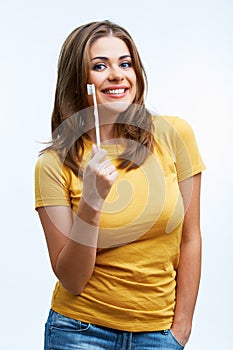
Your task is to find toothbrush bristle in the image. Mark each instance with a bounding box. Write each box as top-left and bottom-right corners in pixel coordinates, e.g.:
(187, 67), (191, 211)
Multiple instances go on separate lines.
(87, 84), (94, 95)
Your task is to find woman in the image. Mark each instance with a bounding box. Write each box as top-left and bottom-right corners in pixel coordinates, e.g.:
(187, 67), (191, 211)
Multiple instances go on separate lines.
(35, 20), (205, 350)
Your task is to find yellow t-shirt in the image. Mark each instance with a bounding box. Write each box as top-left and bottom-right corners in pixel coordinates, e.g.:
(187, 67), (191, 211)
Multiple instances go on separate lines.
(34, 116), (205, 332)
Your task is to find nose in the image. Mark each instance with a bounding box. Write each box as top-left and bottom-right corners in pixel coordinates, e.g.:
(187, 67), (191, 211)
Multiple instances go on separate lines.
(108, 65), (124, 82)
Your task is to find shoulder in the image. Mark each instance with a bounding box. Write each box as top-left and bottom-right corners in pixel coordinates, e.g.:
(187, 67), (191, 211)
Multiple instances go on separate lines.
(151, 115), (196, 146)
(35, 150), (72, 184)
(34, 150), (73, 209)
(152, 115), (192, 134)
(35, 150), (61, 175)
(151, 115), (205, 181)
(35, 149), (60, 166)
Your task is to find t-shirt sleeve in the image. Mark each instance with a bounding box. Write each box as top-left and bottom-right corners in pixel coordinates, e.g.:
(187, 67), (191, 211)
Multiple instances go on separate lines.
(172, 117), (206, 182)
(34, 151), (71, 209)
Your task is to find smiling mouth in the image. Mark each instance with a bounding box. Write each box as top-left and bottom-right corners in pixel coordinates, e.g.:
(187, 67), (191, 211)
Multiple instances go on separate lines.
(102, 88), (128, 95)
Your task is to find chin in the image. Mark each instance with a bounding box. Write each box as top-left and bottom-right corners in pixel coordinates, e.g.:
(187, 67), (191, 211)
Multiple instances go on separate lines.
(99, 101), (132, 115)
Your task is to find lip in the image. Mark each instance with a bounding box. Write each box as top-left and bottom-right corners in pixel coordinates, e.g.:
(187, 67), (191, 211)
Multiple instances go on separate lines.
(101, 85), (129, 98)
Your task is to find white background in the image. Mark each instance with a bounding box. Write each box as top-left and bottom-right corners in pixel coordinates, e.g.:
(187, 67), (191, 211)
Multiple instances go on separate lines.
(0, 0), (232, 349)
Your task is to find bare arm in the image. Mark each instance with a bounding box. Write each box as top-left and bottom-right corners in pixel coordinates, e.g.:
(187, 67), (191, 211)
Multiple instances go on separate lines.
(171, 173), (202, 346)
(37, 145), (118, 295)
(38, 199), (100, 295)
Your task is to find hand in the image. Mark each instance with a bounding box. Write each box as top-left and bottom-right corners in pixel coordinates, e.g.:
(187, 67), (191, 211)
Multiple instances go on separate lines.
(170, 323), (191, 347)
(82, 144), (118, 211)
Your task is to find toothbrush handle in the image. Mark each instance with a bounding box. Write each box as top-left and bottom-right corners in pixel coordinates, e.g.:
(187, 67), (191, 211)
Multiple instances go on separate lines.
(93, 92), (101, 149)
(95, 124), (101, 149)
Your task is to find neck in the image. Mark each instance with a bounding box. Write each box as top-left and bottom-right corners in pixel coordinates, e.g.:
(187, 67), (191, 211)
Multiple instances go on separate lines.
(85, 104), (121, 144)
(86, 123), (117, 144)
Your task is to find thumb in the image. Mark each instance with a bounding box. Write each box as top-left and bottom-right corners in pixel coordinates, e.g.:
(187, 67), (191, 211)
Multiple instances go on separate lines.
(92, 144), (98, 158)
(91, 144), (107, 162)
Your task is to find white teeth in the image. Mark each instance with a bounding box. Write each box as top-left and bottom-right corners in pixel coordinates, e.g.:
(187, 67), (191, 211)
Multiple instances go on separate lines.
(105, 89), (125, 94)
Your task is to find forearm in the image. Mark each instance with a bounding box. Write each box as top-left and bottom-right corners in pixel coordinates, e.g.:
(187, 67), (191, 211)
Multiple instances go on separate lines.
(172, 233), (202, 337)
(55, 198), (101, 295)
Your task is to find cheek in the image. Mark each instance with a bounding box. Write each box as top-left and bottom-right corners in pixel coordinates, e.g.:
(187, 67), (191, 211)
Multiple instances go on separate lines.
(130, 73), (137, 91)
(132, 79), (137, 99)
(132, 73), (141, 101)
(88, 72), (95, 84)
(88, 71), (105, 86)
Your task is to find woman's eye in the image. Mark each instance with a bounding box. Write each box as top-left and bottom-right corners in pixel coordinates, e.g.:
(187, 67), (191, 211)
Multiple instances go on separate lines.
(120, 61), (132, 69)
(93, 63), (106, 71)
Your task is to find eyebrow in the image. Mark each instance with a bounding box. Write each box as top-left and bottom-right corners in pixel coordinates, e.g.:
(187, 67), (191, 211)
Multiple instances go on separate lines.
(90, 55), (131, 61)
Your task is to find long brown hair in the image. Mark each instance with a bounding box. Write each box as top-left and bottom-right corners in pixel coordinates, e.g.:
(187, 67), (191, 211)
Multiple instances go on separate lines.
(41, 20), (156, 175)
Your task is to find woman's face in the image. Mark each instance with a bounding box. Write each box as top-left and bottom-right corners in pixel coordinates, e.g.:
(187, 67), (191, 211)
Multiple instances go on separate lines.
(87, 36), (137, 113)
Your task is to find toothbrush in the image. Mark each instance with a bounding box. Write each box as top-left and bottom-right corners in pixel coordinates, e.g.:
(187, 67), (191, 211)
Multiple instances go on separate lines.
(87, 84), (101, 149)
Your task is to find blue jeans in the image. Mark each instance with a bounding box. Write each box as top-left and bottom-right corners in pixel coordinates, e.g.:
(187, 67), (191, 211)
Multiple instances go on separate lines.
(44, 309), (184, 350)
